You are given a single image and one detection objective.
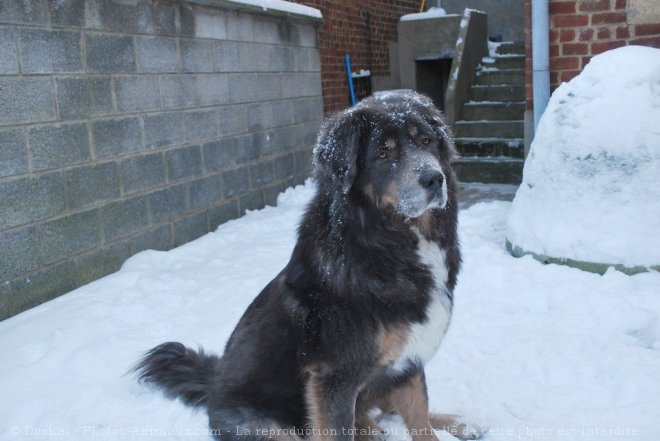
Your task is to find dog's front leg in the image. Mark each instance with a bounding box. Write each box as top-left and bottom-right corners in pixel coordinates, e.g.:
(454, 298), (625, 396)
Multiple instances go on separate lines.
(387, 372), (437, 441)
(306, 369), (359, 441)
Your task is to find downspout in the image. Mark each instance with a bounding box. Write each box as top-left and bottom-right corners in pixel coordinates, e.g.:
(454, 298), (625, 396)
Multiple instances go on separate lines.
(532, 0), (550, 131)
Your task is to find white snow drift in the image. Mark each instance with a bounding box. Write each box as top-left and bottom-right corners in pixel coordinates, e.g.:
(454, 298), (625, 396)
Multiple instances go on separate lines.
(507, 46), (660, 269)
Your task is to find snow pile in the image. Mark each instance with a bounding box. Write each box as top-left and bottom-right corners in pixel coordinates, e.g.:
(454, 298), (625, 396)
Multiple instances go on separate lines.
(401, 7), (456, 21)
(226, 0), (322, 19)
(508, 46), (660, 269)
(1, 181), (660, 440)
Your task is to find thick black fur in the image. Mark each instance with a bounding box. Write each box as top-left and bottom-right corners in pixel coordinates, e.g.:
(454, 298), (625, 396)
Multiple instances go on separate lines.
(135, 92), (461, 441)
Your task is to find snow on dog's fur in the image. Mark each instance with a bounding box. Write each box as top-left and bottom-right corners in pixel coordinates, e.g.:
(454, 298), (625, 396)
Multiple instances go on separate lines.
(135, 92), (483, 441)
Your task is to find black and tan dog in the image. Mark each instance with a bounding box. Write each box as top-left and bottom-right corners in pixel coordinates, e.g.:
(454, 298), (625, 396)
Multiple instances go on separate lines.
(135, 92), (482, 441)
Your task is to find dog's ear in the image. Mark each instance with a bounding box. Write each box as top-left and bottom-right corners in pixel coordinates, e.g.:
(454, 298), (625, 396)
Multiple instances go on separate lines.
(427, 109), (459, 160)
(314, 108), (367, 194)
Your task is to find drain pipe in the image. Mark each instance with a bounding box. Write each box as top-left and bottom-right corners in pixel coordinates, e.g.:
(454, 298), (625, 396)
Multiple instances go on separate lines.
(532, 0), (550, 130)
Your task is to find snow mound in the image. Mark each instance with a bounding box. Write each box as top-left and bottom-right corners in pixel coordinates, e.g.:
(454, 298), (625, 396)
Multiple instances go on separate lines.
(507, 46), (660, 270)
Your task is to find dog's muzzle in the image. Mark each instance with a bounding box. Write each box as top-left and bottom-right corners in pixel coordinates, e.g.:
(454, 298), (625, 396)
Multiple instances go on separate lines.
(419, 169), (447, 209)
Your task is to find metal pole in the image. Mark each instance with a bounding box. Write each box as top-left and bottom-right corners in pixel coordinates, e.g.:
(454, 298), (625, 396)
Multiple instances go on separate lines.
(532, 0), (550, 130)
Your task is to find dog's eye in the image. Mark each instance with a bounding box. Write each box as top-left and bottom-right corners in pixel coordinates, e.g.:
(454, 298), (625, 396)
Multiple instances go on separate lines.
(377, 150), (390, 159)
(421, 137), (432, 145)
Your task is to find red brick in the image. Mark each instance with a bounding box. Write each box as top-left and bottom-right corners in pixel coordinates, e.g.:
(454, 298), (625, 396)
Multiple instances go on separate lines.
(591, 12), (627, 25)
(550, 29), (559, 42)
(554, 14), (589, 28)
(597, 27), (611, 39)
(560, 70), (581, 82)
(560, 29), (576, 41)
(550, 44), (560, 57)
(615, 0), (626, 9)
(579, 28), (594, 41)
(634, 23), (660, 37)
(579, 0), (611, 12)
(629, 36), (660, 48)
(591, 40), (626, 54)
(550, 1), (576, 14)
(550, 71), (560, 85)
(562, 42), (589, 55)
(551, 56), (581, 70)
(581, 56), (592, 68)
(616, 25), (630, 38)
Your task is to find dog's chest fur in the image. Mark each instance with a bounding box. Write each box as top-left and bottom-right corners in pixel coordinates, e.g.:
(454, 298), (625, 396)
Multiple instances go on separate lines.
(389, 231), (452, 373)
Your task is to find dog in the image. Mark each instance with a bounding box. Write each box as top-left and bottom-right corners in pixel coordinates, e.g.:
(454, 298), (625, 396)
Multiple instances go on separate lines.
(135, 92), (482, 441)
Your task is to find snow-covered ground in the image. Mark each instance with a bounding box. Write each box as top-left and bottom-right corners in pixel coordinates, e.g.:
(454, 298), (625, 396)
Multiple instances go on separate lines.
(2, 182), (659, 440)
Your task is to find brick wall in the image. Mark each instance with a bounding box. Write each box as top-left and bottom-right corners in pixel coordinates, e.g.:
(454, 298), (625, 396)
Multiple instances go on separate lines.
(294, 0), (419, 113)
(525, 0), (660, 110)
(0, 1), (323, 320)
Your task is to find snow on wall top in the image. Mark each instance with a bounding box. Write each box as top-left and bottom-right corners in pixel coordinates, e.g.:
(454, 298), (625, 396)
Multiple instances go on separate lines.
(400, 7), (458, 21)
(507, 45), (660, 267)
(224, 0), (322, 19)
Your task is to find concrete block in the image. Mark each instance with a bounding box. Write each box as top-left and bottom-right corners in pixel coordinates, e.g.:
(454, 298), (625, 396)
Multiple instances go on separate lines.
(0, 129), (28, 178)
(0, 226), (40, 280)
(268, 46), (292, 72)
(137, 36), (178, 73)
(181, 39), (214, 73)
(29, 122), (91, 172)
(92, 117), (142, 159)
(225, 11), (254, 42)
(166, 144), (202, 181)
(101, 195), (149, 242)
(215, 40), (240, 72)
(64, 161), (120, 209)
(143, 112), (184, 148)
(49, 0), (85, 27)
(202, 138), (235, 172)
(239, 189), (264, 214)
(149, 183), (188, 223)
(85, 34), (135, 73)
(194, 10), (227, 40)
(273, 154), (294, 181)
(239, 42), (270, 72)
(0, 27), (17, 74)
(293, 97), (323, 124)
(176, 2), (195, 37)
(160, 75), (196, 109)
(235, 133), (260, 163)
(76, 241), (129, 286)
(264, 181), (288, 206)
(294, 148), (313, 174)
(263, 125), (297, 156)
(0, 0), (49, 25)
(120, 152), (166, 195)
(184, 110), (216, 142)
(229, 74), (258, 103)
(40, 209), (101, 263)
(223, 166), (250, 198)
(11, 260), (78, 317)
(247, 103), (272, 131)
(208, 200), (239, 229)
(253, 18), (280, 44)
(218, 105), (248, 136)
(129, 224), (172, 255)
(271, 100), (294, 127)
(298, 23), (318, 47)
(19, 29), (82, 74)
(0, 77), (54, 125)
(0, 172), (66, 230)
(196, 74), (229, 106)
(174, 211), (208, 246)
(94, 0), (175, 35)
(114, 76), (160, 112)
(56, 77), (113, 120)
(189, 174), (222, 210)
(256, 74), (281, 101)
(249, 161), (274, 188)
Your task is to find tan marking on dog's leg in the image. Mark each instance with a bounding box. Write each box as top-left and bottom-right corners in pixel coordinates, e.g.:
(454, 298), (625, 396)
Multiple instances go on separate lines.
(354, 415), (383, 441)
(429, 414), (484, 440)
(306, 375), (332, 441)
(388, 374), (437, 441)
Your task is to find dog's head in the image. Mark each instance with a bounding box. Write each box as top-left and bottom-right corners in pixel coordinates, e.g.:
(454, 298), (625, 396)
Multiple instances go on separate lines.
(314, 92), (457, 219)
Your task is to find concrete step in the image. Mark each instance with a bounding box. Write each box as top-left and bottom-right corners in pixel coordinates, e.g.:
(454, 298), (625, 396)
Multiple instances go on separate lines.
(481, 55), (525, 70)
(475, 69), (525, 85)
(462, 102), (525, 121)
(452, 157), (524, 184)
(494, 41), (525, 55)
(468, 85), (525, 102)
(454, 137), (525, 158)
(454, 120), (524, 138)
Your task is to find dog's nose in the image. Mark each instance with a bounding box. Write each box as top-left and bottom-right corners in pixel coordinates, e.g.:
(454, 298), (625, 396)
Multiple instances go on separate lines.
(419, 171), (444, 190)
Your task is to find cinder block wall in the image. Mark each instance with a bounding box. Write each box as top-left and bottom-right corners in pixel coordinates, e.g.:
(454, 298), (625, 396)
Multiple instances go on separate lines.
(0, 1), (323, 320)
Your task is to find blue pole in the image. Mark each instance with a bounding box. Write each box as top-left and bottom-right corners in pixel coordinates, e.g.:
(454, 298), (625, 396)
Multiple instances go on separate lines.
(345, 54), (357, 106)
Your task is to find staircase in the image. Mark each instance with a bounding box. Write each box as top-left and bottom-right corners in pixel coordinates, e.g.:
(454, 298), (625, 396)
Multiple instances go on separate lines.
(452, 42), (526, 184)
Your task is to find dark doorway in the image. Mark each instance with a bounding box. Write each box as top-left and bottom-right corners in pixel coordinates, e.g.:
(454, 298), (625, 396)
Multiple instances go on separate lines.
(415, 58), (452, 111)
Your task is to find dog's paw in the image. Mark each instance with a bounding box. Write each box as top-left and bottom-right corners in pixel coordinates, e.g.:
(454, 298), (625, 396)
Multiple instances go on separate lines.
(444, 419), (486, 440)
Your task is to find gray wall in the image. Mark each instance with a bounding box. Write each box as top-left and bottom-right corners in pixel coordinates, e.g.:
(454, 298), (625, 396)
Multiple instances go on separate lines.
(0, 0), (323, 320)
(441, 0), (525, 42)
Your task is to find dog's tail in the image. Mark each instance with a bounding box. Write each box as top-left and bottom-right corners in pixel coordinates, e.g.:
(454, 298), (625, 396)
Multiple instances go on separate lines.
(134, 342), (221, 408)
